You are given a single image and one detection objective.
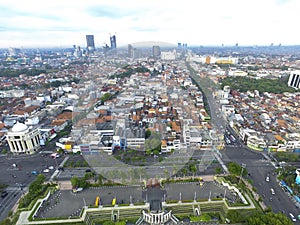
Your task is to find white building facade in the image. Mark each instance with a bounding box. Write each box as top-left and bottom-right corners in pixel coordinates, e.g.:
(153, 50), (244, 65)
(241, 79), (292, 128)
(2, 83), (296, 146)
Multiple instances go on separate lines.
(6, 123), (41, 155)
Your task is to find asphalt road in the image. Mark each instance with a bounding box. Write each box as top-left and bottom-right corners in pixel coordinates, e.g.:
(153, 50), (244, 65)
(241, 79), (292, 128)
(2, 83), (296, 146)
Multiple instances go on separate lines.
(0, 150), (65, 221)
(191, 73), (300, 223)
(222, 145), (300, 223)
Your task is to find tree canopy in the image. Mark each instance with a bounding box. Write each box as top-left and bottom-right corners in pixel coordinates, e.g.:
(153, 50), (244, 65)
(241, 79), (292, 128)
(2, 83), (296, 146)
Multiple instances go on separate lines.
(246, 212), (293, 225)
(220, 76), (296, 94)
(0, 68), (46, 77)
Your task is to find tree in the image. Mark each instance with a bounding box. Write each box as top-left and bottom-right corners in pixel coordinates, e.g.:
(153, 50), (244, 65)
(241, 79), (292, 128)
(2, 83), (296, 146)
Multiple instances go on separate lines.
(71, 176), (80, 188)
(182, 168), (188, 177)
(246, 212), (293, 225)
(145, 129), (151, 139)
(215, 166), (222, 174)
(189, 164), (197, 177)
(103, 221), (115, 225)
(228, 162), (247, 177)
(227, 210), (242, 223)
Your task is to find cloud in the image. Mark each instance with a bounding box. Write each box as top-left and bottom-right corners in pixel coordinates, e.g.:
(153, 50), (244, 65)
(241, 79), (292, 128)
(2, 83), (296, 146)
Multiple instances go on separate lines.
(0, 0), (300, 47)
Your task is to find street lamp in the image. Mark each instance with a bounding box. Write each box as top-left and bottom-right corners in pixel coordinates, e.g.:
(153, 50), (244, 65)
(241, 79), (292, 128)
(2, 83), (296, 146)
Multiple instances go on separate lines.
(239, 163), (246, 185)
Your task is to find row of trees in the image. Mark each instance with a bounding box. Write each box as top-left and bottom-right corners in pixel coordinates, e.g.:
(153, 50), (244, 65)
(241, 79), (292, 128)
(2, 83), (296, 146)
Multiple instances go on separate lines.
(18, 174), (47, 208)
(0, 68), (46, 77)
(226, 211), (293, 225)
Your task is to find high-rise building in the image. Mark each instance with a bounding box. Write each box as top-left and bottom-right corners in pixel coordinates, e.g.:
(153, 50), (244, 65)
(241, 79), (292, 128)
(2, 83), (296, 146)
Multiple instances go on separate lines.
(128, 44), (133, 57)
(152, 45), (161, 58)
(288, 71), (300, 89)
(110, 35), (117, 49)
(86, 35), (95, 52)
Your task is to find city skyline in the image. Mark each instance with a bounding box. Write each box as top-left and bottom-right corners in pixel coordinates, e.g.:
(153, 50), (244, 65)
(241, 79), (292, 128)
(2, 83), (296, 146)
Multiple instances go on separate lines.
(0, 0), (300, 48)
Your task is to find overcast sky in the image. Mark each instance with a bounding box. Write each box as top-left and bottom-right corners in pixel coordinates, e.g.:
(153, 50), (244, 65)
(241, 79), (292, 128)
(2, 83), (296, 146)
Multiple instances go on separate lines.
(0, 0), (299, 48)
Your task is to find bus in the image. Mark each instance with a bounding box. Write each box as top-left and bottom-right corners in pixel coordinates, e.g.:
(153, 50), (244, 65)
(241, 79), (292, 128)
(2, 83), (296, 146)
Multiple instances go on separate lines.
(95, 196), (100, 207)
(112, 197), (116, 206)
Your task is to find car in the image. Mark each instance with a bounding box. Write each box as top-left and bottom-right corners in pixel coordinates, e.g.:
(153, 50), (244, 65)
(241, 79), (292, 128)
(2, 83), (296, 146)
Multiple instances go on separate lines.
(48, 166), (54, 170)
(73, 187), (83, 193)
(289, 213), (296, 222)
(266, 176), (270, 182)
(270, 188), (275, 195)
(43, 169), (50, 173)
(31, 171), (38, 175)
(51, 153), (60, 158)
(1, 191), (8, 198)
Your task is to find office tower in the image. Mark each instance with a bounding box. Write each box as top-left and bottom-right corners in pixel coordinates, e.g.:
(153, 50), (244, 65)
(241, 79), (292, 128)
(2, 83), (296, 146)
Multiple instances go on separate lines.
(110, 35), (117, 49)
(178, 43), (182, 48)
(128, 44), (133, 57)
(86, 35), (95, 52)
(152, 45), (161, 58)
(74, 46), (82, 58)
(288, 71), (300, 89)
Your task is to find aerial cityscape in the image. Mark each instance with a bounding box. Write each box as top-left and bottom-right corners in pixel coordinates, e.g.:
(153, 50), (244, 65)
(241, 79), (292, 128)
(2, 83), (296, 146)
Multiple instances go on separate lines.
(1, 1), (300, 225)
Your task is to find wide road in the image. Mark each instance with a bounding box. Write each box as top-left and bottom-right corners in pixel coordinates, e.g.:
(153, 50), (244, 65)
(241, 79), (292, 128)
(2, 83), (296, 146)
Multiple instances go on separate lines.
(187, 64), (300, 223)
(0, 151), (65, 222)
(222, 145), (300, 223)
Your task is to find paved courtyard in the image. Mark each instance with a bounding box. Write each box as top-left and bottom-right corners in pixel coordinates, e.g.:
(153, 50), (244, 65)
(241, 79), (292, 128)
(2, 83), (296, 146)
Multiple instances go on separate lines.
(35, 181), (240, 219)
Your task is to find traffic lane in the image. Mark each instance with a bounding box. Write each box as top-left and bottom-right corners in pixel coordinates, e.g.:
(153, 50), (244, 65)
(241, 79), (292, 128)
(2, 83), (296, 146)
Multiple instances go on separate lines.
(223, 146), (264, 162)
(223, 146), (300, 221)
(0, 188), (23, 221)
(0, 153), (53, 221)
(0, 153), (65, 186)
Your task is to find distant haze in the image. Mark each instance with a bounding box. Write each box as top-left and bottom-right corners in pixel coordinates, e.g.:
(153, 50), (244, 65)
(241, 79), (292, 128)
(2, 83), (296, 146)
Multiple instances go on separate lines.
(127, 41), (177, 48)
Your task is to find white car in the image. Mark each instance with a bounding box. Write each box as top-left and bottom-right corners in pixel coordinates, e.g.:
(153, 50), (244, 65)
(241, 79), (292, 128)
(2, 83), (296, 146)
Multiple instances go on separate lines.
(289, 213), (296, 222)
(48, 166), (54, 170)
(266, 176), (270, 182)
(43, 169), (50, 173)
(270, 188), (275, 195)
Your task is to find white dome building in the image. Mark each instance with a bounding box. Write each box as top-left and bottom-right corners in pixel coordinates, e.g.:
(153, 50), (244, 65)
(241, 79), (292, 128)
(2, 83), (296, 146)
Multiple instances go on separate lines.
(6, 122), (41, 155)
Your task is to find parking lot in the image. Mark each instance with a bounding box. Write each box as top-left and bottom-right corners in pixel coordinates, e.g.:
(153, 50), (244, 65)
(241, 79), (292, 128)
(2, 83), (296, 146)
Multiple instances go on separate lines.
(35, 181), (240, 219)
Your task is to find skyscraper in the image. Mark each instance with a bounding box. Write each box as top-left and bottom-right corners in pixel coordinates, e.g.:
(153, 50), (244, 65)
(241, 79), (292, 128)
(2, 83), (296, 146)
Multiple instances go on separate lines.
(128, 44), (133, 57)
(152, 45), (161, 58)
(86, 35), (95, 52)
(110, 35), (117, 49)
